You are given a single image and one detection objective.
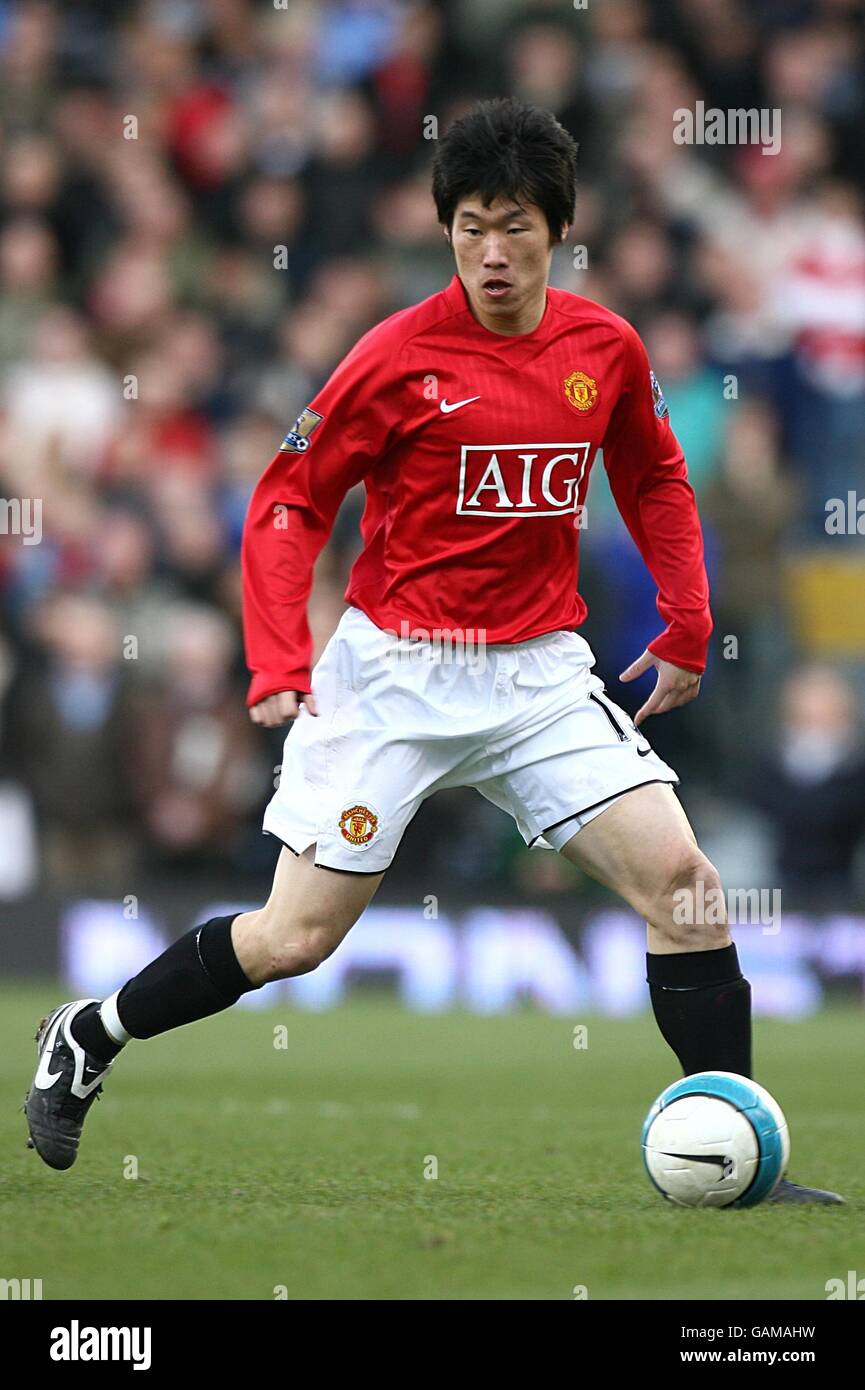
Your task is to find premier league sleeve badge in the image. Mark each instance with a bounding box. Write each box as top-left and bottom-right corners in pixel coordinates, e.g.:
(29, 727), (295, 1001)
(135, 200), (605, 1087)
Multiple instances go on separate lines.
(279, 407), (325, 453)
(649, 370), (669, 420)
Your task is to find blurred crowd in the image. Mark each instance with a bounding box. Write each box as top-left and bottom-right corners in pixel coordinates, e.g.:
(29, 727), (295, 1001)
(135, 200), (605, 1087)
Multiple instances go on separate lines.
(0, 0), (864, 909)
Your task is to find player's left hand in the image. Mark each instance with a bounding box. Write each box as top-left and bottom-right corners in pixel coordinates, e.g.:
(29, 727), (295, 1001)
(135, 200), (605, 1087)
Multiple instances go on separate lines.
(618, 650), (701, 726)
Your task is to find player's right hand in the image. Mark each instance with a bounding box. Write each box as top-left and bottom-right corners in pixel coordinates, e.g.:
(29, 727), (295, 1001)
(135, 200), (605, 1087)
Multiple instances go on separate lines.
(248, 690), (319, 727)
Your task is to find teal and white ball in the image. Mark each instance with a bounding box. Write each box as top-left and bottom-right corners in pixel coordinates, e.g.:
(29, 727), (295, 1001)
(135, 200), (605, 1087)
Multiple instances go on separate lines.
(641, 1071), (790, 1208)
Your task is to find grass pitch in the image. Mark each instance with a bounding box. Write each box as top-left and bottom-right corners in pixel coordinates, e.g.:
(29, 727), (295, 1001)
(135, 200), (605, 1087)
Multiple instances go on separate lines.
(1, 987), (860, 1300)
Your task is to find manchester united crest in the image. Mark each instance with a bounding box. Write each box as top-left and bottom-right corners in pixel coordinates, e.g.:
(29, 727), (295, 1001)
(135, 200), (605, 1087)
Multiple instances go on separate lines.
(338, 802), (380, 847)
(563, 370), (598, 414)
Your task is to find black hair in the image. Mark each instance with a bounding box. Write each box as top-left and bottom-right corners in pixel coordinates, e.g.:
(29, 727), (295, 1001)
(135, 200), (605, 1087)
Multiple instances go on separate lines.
(431, 97), (578, 242)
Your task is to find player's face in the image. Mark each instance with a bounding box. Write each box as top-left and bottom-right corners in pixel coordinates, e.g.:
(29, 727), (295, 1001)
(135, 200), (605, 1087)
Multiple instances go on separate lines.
(448, 194), (561, 335)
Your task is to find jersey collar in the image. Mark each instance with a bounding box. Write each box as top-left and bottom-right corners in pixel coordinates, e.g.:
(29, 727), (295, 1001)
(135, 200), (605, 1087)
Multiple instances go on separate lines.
(441, 273), (553, 360)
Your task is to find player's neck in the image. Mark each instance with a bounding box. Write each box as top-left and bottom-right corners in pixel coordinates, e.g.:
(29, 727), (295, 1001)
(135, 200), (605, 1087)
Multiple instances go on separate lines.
(466, 284), (549, 337)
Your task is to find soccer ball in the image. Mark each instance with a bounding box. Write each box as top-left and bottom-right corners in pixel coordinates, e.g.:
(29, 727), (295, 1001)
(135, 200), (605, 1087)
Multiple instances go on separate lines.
(641, 1071), (790, 1208)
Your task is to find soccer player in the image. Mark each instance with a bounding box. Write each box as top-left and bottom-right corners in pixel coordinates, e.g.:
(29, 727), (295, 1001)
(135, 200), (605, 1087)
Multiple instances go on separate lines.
(25, 99), (841, 1203)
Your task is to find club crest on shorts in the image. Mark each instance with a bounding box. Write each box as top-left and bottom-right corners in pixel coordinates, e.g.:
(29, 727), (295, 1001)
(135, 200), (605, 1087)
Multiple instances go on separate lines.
(563, 369), (599, 414)
(650, 370), (669, 419)
(338, 802), (380, 848)
(279, 407), (324, 453)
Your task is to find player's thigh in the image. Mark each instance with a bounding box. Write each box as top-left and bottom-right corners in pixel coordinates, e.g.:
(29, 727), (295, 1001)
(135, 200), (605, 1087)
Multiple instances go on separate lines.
(558, 782), (710, 918)
(233, 845), (385, 983)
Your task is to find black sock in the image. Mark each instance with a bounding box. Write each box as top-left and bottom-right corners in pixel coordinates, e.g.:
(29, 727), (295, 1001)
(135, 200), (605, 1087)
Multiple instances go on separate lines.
(111, 914), (258, 1041)
(647, 944), (752, 1078)
(71, 1004), (126, 1065)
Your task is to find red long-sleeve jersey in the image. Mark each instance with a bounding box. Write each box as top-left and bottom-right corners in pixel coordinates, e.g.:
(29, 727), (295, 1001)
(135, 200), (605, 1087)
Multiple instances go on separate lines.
(242, 273), (713, 705)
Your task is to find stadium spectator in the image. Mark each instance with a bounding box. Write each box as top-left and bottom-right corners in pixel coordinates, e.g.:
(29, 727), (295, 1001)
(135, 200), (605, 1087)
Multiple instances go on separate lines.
(0, 591), (139, 890)
(133, 603), (266, 873)
(744, 665), (865, 910)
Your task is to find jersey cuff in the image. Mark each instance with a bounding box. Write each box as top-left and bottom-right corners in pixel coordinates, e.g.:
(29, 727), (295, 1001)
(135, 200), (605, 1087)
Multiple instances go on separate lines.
(647, 635), (708, 675)
(247, 676), (312, 707)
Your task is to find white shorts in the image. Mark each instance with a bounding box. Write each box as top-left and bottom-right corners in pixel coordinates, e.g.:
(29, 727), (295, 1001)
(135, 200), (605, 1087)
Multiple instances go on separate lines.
(263, 606), (679, 873)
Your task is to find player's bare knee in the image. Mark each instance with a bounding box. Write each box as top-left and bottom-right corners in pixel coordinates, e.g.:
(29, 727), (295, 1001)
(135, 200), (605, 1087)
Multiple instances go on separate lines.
(264, 925), (337, 981)
(236, 902), (344, 982)
(651, 850), (726, 950)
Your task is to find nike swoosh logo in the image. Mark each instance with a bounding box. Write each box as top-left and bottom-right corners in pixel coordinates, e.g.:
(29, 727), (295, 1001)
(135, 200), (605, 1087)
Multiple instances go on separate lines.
(637, 745), (652, 757)
(660, 1151), (733, 1178)
(33, 1006), (72, 1090)
(440, 396), (480, 414)
(68, 1014), (109, 1100)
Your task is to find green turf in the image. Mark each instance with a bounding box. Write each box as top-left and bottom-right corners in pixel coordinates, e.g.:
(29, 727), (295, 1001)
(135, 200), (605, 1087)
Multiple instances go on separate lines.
(1, 986), (861, 1300)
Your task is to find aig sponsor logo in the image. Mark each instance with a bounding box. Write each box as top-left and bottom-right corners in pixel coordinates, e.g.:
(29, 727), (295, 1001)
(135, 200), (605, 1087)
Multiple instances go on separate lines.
(456, 443), (591, 518)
